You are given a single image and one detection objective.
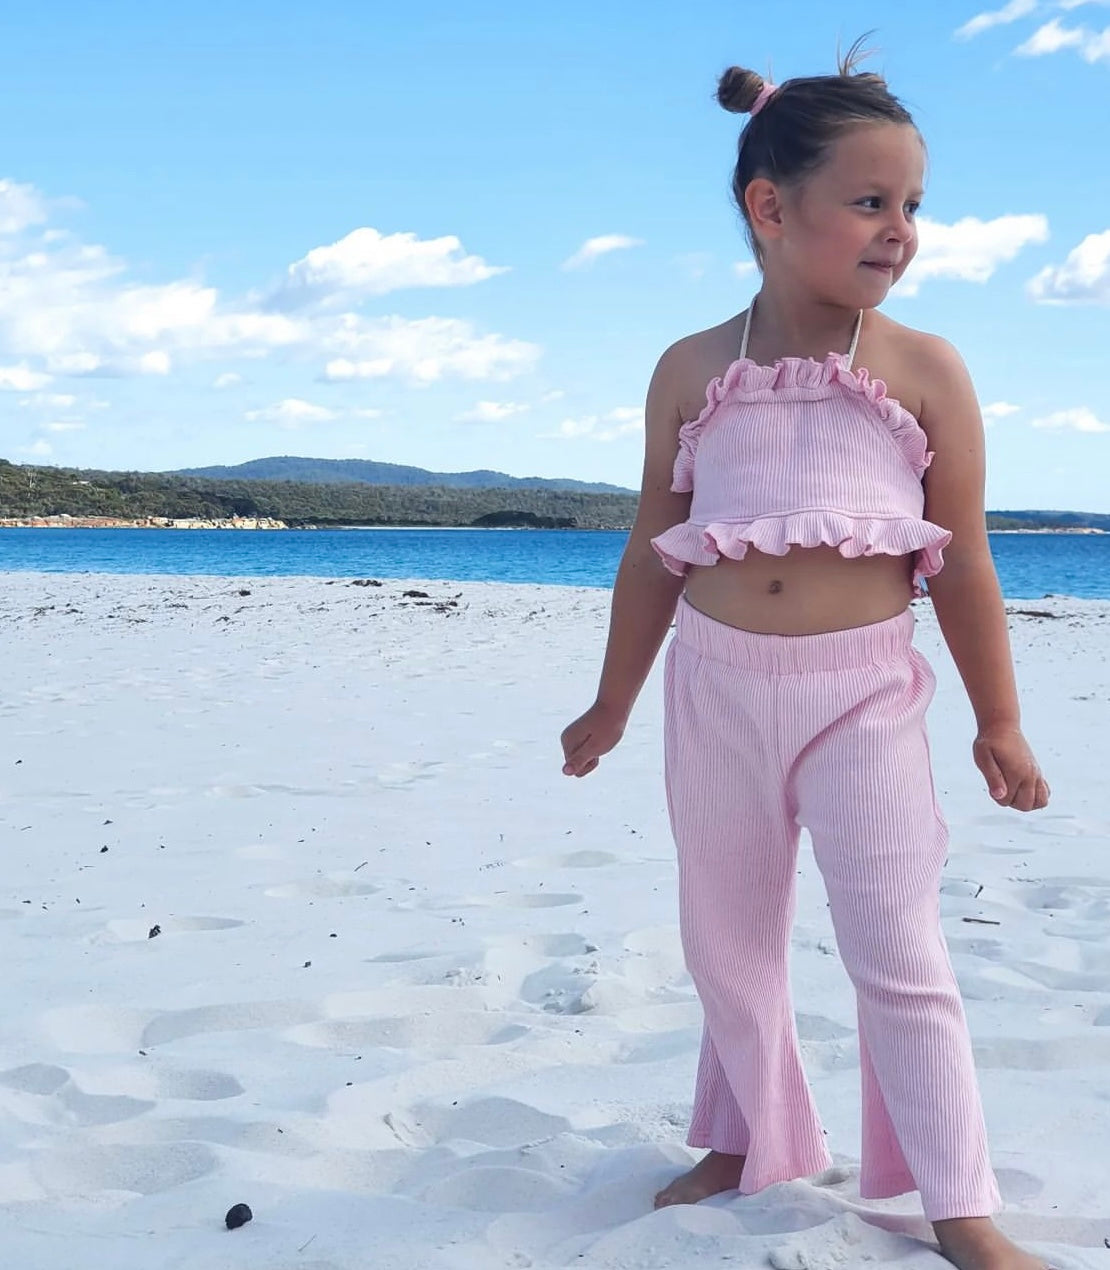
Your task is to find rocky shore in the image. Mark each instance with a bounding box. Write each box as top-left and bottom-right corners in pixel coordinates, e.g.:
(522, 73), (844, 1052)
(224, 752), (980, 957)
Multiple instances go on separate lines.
(0, 514), (287, 529)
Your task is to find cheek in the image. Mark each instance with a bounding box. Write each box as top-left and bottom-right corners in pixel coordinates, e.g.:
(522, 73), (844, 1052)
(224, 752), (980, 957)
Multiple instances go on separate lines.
(902, 230), (919, 267)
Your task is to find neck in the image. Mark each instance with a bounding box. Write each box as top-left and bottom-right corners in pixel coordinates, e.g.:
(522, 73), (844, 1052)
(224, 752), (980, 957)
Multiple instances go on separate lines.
(747, 287), (863, 363)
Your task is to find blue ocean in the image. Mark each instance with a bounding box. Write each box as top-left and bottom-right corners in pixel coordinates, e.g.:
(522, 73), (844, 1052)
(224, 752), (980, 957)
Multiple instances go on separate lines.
(0, 527), (1108, 599)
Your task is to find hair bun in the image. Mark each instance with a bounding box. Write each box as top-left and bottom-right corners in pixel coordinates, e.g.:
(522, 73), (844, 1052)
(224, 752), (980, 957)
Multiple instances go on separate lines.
(717, 66), (766, 114)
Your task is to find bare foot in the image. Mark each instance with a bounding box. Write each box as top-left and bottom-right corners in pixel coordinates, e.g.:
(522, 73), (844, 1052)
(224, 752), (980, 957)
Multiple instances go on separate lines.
(934, 1217), (1053, 1270)
(653, 1150), (745, 1209)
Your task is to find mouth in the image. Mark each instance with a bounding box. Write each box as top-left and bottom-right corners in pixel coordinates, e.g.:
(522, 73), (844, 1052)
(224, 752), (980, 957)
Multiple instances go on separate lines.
(862, 261), (897, 272)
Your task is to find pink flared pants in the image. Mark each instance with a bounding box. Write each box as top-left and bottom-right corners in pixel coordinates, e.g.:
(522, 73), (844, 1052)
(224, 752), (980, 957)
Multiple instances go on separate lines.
(663, 596), (1002, 1222)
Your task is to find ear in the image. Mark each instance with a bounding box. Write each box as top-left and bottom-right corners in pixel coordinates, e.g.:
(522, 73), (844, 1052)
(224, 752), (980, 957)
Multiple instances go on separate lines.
(744, 178), (788, 244)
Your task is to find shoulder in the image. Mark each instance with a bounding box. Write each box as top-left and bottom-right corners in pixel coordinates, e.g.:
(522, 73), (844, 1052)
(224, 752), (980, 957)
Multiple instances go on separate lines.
(652, 315), (746, 424)
(864, 314), (977, 429)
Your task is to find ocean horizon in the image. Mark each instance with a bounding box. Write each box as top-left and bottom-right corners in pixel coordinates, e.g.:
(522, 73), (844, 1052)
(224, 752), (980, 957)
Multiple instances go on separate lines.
(1, 525), (1109, 599)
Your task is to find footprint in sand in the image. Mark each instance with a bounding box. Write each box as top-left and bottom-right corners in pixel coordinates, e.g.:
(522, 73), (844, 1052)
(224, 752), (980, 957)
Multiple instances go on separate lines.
(100, 915), (244, 942)
(32, 1142), (217, 1196)
(287, 1009), (522, 1051)
(484, 932), (594, 957)
(203, 783), (268, 798)
(419, 892), (583, 911)
(376, 760), (444, 789)
(513, 849), (622, 870)
(265, 876), (381, 900)
(973, 1033), (1110, 1068)
(140, 1000), (320, 1048)
(1, 1061), (244, 1117)
(404, 1095), (571, 1150)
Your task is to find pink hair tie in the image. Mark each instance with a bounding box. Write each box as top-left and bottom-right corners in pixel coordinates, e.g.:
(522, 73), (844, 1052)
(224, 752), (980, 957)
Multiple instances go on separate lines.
(749, 81), (778, 116)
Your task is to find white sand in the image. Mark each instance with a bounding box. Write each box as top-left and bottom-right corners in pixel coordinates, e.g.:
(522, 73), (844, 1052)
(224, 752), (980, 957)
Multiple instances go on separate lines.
(1, 571), (1107, 1268)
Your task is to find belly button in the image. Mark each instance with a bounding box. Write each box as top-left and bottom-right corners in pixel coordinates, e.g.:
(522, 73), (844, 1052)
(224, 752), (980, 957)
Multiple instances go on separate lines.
(768, 580), (784, 594)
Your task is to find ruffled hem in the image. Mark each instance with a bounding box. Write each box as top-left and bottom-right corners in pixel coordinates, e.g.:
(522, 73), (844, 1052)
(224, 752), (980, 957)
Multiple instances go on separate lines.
(650, 512), (951, 596)
(670, 352), (932, 493)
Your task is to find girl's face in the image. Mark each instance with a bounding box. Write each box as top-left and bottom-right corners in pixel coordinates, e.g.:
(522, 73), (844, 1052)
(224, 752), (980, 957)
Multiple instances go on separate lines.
(772, 123), (925, 305)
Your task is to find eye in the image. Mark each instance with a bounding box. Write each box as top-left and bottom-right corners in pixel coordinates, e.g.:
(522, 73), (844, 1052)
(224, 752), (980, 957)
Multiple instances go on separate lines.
(858, 196), (919, 217)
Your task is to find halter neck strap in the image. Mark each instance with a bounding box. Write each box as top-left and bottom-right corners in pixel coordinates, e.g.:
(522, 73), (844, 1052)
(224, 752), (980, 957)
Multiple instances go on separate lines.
(740, 297), (863, 370)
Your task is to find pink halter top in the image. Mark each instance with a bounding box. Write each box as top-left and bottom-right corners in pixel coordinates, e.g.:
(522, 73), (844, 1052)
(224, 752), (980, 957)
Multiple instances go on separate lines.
(649, 302), (952, 597)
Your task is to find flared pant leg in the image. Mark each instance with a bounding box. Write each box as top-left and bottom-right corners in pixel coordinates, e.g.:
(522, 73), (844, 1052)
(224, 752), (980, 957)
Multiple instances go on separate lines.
(792, 644), (1002, 1221)
(663, 630), (833, 1191)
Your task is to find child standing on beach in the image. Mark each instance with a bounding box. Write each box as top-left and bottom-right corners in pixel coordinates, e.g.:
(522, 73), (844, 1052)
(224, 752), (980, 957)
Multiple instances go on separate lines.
(560, 40), (1052, 1270)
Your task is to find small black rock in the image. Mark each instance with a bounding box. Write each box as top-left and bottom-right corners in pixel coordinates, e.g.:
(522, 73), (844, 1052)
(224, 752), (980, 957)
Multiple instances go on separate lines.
(225, 1202), (253, 1230)
(148, 924), (161, 939)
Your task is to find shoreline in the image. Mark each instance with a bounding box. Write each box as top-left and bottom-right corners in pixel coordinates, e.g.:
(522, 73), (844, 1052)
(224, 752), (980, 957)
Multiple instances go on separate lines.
(0, 520), (1104, 535)
(4, 569), (1110, 610)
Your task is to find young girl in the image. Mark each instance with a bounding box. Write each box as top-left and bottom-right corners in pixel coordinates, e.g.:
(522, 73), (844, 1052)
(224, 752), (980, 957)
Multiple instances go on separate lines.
(560, 41), (1053, 1270)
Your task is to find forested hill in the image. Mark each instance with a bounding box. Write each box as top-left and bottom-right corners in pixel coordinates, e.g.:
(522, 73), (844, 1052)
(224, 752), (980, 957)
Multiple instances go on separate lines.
(1, 458), (1108, 532)
(173, 455), (635, 495)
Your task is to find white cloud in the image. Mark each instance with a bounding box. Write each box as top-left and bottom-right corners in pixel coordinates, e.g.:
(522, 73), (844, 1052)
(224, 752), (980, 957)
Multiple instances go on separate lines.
(0, 182), (531, 389)
(982, 401), (1022, 425)
(1016, 16), (1086, 52)
(1027, 229), (1110, 303)
(456, 400), (530, 423)
(213, 372), (242, 389)
(321, 316), (539, 385)
(42, 420), (86, 432)
(1016, 15), (1110, 58)
(19, 439), (52, 457)
(1030, 407), (1110, 432)
(0, 180), (48, 235)
(561, 235), (644, 271)
(245, 398), (337, 425)
(898, 214), (1050, 296)
(733, 260), (759, 279)
(269, 227), (509, 310)
(0, 363), (51, 390)
(544, 406), (645, 442)
(955, 0), (1038, 39)
(139, 350), (172, 375)
(352, 408), (383, 419)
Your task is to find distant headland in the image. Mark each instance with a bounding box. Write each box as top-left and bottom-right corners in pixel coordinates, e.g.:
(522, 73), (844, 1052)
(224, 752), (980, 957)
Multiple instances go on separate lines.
(0, 456), (1106, 533)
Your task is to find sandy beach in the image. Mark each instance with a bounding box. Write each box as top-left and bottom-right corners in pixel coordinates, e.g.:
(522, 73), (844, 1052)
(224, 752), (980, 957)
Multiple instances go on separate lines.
(1, 571), (1107, 1269)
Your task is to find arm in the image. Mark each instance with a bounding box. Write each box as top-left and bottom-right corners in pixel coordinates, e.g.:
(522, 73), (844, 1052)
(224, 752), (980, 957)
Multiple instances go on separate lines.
(917, 336), (1049, 811)
(561, 344), (692, 776)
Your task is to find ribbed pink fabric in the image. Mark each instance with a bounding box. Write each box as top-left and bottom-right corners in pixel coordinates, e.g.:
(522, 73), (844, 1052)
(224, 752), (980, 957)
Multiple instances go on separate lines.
(663, 597), (1002, 1222)
(650, 352), (952, 597)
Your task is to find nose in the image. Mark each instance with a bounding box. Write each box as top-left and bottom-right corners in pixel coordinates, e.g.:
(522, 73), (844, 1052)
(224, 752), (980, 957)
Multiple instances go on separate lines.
(885, 210), (915, 242)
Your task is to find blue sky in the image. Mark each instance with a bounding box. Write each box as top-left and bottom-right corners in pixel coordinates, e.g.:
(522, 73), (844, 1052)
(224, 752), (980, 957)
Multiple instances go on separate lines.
(1, 0), (1108, 510)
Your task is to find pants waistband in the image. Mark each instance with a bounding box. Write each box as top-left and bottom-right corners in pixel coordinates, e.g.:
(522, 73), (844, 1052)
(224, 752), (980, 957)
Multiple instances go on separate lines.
(674, 595), (916, 673)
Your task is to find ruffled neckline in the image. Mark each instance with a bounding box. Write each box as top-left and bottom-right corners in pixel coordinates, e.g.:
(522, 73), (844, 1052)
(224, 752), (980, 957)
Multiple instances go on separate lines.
(681, 350), (916, 429)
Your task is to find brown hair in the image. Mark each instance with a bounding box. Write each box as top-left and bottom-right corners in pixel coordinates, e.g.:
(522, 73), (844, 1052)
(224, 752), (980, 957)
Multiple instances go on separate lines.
(719, 35), (920, 267)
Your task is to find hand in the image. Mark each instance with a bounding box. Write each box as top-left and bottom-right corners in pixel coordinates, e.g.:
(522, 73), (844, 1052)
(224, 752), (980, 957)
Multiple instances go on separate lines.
(973, 725), (1050, 812)
(560, 700), (628, 778)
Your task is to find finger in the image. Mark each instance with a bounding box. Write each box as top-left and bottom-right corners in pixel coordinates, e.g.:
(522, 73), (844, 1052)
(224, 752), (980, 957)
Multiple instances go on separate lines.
(561, 730), (592, 764)
(1034, 776), (1051, 810)
(1012, 775), (1037, 813)
(977, 747), (1008, 801)
(575, 756), (600, 778)
(563, 748), (598, 776)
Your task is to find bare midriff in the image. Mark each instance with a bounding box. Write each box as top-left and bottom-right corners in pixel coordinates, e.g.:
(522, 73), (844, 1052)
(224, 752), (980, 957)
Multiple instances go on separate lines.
(681, 545), (916, 635)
